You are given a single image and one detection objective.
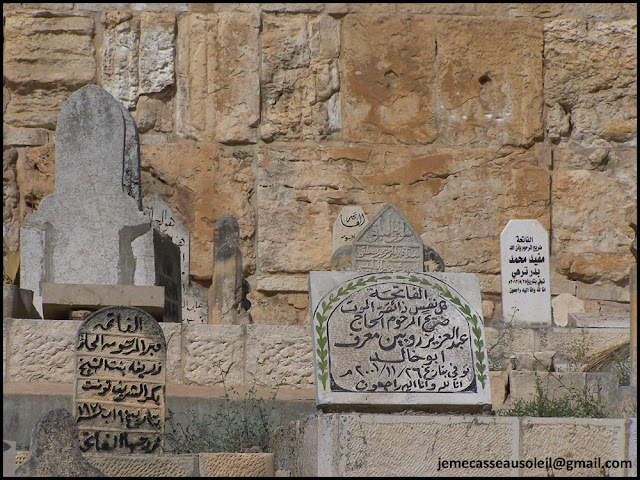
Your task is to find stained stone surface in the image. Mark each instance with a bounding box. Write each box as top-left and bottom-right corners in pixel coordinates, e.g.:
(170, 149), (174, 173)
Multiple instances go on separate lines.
(181, 285), (208, 323)
(73, 306), (166, 454)
(152, 229), (182, 322)
(15, 409), (105, 477)
(500, 220), (551, 325)
(332, 206), (367, 253)
(3, 440), (16, 477)
(352, 203), (424, 272)
(19, 85), (156, 296)
(309, 271), (491, 411)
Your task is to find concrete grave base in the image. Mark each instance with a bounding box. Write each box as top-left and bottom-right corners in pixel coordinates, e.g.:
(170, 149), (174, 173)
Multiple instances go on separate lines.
(272, 413), (637, 477)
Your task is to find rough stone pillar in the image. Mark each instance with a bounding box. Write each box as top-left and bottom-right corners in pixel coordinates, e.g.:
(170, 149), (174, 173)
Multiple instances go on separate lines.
(209, 214), (249, 325)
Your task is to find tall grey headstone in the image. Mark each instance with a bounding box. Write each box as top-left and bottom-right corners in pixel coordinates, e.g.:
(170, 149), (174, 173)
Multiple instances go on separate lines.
(209, 214), (249, 325)
(309, 271), (491, 412)
(15, 409), (104, 477)
(352, 203), (424, 272)
(500, 219), (551, 325)
(332, 206), (367, 253)
(74, 306), (166, 454)
(19, 85), (156, 297)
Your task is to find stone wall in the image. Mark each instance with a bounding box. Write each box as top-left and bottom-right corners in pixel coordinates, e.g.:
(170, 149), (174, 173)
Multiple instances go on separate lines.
(3, 3), (637, 325)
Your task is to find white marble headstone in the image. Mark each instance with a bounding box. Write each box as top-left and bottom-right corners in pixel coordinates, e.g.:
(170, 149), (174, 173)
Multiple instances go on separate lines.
(309, 271), (491, 412)
(500, 219), (551, 325)
(332, 206), (367, 253)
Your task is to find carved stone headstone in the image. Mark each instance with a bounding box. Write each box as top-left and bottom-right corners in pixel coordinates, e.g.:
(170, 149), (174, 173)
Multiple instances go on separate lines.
(74, 306), (166, 454)
(20, 85), (156, 297)
(309, 271), (491, 412)
(209, 215), (249, 325)
(500, 220), (551, 325)
(182, 285), (208, 323)
(15, 409), (104, 477)
(424, 246), (445, 272)
(352, 203), (424, 272)
(332, 206), (367, 253)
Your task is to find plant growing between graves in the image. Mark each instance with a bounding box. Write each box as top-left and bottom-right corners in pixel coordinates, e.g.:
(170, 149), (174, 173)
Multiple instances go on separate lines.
(487, 307), (517, 371)
(165, 361), (279, 454)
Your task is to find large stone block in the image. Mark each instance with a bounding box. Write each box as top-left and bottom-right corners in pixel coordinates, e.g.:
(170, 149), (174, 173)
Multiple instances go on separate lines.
(341, 14), (436, 144)
(552, 155), (637, 284)
(521, 418), (627, 476)
(256, 145), (549, 277)
(245, 325), (314, 389)
(199, 453), (275, 477)
(7, 319), (79, 383)
(3, 14), (95, 91)
(544, 19), (637, 147)
(183, 323), (244, 386)
(4, 88), (74, 129)
(85, 454), (195, 477)
(435, 17), (543, 146)
(176, 12), (260, 143)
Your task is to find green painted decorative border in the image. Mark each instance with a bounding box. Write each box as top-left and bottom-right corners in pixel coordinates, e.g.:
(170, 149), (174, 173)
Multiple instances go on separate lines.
(313, 273), (488, 391)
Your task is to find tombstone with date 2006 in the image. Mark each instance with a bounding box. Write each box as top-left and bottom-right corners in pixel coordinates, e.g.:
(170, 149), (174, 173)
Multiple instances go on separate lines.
(352, 203), (424, 272)
(500, 219), (551, 325)
(20, 85), (156, 298)
(73, 306), (166, 454)
(309, 271), (491, 412)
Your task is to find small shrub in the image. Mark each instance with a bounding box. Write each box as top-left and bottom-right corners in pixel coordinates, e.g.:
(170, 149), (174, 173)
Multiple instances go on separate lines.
(165, 362), (279, 454)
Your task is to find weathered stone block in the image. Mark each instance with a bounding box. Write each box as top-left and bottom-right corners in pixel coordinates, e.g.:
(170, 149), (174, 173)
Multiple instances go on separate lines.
(552, 293), (585, 327)
(4, 89), (73, 129)
(341, 14), (436, 144)
(176, 12), (260, 143)
(183, 323), (243, 386)
(544, 20), (637, 147)
(85, 454), (195, 477)
(535, 327), (630, 364)
(3, 125), (48, 147)
(521, 418), (627, 476)
(160, 322), (182, 384)
(435, 17), (543, 146)
(199, 453), (275, 477)
(3, 14), (95, 91)
(245, 325), (313, 389)
(261, 14), (340, 142)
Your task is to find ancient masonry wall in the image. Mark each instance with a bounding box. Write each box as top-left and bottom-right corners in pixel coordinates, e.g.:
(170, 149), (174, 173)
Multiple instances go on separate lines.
(3, 3), (637, 326)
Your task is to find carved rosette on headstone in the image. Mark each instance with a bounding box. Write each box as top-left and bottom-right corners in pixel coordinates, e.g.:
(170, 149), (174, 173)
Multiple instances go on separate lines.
(352, 203), (424, 272)
(500, 220), (551, 325)
(309, 271), (491, 411)
(73, 306), (166, 454)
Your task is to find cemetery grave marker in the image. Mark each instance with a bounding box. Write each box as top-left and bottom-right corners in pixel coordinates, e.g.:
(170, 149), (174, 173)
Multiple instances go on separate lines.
(352, 203), (424, 272)
(332, 206), (367, 253)
(309, 271), (491, 412)
(73, 306), (166, 454)
(500, 219), (551, 325)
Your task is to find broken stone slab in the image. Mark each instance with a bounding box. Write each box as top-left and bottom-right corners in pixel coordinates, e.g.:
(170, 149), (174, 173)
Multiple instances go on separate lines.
(3, 285), (41, 319)
(552, 292), (585, 327)
(15, 409), (105, 477)
(567, 312), (630, 328)
(309, 271), (491, 412)
(19, 85), (156, 297)
(41, 283), (164, 321)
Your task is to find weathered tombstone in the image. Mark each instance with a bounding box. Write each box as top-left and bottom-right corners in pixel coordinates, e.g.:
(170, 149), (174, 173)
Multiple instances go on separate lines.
(152, 229), (182, 322)
(424, 246), (445, 272)
(120, 103), (142, 209)
(3, 440), (16, 477)
(500, 220), (551, 325)
(144, 194), (190, 285)
(332, 206), (367, 253)
(209, 214), (249, 325)
(352, 203), (424, 272)
(309, 271), (491, 412)
(74, 306), (166, 454)
(182, 285), (208, 323)
(15, 409), (104, 477)
(19, 85), (156, 297)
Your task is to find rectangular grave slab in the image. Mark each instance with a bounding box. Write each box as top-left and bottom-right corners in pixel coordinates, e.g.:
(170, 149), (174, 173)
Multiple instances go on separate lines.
(74, 306), (166, 454)
(309, 271), (491, 412)
(500, 219), (551, 325)
(41, 283), (165, 321)
(352, 203), (424, 272)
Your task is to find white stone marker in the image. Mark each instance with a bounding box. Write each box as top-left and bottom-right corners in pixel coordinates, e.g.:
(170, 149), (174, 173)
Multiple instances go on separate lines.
(309, 271), (491, 412)
(20, 85), (156, 297)
(500, 219), (551, 325)
(352, 203), (424, 272)
(332, 206), (367, 253)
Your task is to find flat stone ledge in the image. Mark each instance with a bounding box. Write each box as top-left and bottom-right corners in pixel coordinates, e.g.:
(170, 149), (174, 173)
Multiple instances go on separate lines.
(41, 283), (165, 321)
